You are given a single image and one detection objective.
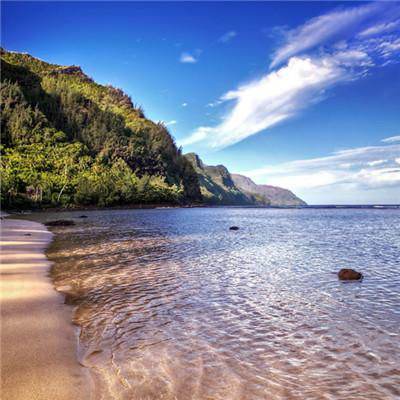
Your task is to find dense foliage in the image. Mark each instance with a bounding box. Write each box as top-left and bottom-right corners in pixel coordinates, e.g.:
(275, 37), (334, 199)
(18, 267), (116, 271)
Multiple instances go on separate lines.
(0, 49), (201, 208)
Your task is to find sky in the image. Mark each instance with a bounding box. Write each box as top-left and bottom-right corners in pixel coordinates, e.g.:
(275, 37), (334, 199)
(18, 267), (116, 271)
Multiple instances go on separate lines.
(2, 1), (400, 204)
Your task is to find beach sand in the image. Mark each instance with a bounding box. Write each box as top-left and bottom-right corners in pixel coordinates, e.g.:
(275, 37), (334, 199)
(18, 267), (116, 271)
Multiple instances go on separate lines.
(0, 217), (91, 400)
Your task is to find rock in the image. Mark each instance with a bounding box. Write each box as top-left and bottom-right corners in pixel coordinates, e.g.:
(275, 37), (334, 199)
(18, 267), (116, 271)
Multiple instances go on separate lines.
(45, 220), (75, 227)
(78, 215), (88, 218)
(229, 226), (239, 231)
(338, 268), (363, 281)
(49, 65), (93, 82)
(24, 233), (32, 236)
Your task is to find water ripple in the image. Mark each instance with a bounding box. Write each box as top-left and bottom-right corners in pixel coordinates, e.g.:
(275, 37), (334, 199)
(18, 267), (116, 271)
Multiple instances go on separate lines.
(38, 208), (400, 400)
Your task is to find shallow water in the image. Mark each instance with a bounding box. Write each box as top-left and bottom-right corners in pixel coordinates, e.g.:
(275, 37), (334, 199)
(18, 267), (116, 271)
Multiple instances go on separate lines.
(37, 208), (399, 399)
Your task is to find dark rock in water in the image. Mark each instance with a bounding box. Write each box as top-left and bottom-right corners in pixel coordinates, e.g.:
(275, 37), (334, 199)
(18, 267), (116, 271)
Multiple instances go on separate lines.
(338, 268), (363, 281)
(78, 215), (88, 218)
(229, 226), (239, 231)
(45, 220), (75, 227)
(24, 233), (32, 236)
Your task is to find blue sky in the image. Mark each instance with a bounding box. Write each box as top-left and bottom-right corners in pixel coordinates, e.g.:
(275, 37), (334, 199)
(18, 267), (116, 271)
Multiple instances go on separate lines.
(2, 1), (400, 204)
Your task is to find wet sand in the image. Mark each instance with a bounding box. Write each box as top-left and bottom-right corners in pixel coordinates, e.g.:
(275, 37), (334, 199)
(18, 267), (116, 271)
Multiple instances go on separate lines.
(0, 217), (91, 400)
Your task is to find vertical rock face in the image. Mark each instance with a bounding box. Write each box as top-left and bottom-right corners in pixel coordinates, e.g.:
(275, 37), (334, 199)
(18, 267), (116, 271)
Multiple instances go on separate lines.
(184, 153), (252, 205)
(231, 174), (306, 206)
(184, 153), (306, 206)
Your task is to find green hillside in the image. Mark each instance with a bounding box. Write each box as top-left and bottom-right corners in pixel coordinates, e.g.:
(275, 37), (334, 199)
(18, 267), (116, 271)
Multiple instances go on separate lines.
(184, 153), (259, 205)
(184, 153), (307, 206)
(0, 49), (201, 208)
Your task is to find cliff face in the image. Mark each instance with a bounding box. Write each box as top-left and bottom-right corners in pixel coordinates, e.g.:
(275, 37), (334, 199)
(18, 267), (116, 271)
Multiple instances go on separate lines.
(184, 153), (306, 206)
(231, 174), (307, 206)
(184, 153), (253, 205)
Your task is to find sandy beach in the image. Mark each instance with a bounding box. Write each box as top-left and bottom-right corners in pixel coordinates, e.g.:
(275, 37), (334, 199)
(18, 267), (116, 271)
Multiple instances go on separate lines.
(0, 216), (90, 400)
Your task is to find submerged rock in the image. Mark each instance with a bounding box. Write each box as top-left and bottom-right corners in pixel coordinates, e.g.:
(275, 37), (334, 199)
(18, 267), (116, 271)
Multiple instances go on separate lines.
(338, 268), (363, 281)
(78, 215), (88, 218)
(45, 219), (75, 227)
(229, 226), (239, 231)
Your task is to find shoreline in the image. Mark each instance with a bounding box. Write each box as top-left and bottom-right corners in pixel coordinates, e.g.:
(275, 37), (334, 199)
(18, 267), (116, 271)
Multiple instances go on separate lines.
(3, 203), (400, 216)
(0, 216), (91, 400)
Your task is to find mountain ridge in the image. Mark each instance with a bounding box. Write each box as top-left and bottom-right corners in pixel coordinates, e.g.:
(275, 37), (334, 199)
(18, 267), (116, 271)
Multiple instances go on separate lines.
(184, 153), (252, 205)
(231, 174), (307, 206)
(1, 48), (305, 209)
(184, 153), (306, 206)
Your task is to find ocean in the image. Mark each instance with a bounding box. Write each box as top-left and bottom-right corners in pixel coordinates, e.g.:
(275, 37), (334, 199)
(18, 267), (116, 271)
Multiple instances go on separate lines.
(34, 207), (400, 399)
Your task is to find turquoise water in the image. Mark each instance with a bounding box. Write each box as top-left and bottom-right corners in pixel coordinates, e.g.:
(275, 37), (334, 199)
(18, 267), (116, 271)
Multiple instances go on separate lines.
(37, 208), (400, 399)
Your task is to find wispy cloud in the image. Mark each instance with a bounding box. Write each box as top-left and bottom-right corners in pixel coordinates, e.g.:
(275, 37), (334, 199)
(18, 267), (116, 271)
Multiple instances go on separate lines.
(181, 102), (188, 107)
(270, 2), (389, 68)
(241, 142), (400, 193)
(179, 50), (370, 148)
(164, 120), (177, 126)
(358, 19), (400, 38)
(179, 2), (400, 150)
(219, 31), (237, 43)
(206, 100), (223, 108)
(382, 135), (400, 143)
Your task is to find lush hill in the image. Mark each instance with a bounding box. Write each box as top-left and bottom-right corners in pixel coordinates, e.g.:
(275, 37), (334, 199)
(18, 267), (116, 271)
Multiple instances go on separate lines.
(231, 174), (307, 206)
(0, 49), (305, 210)
(184, 153), (305, 206)
(0, 49), (201, 208)
(184, 153), (256, 205)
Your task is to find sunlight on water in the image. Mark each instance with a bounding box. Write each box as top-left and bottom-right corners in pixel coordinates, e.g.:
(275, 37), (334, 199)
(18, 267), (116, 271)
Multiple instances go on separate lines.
(37, 208), (400, 399)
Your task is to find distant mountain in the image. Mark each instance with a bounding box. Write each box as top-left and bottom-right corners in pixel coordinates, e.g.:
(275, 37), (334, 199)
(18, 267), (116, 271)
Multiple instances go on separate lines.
(231, 174), (307, 206)
(184, 153), (254, 205)
(184, 153), (305, 207)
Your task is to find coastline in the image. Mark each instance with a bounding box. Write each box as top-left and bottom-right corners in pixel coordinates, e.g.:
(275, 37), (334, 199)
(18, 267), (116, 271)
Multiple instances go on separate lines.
(5, 203), (399, 216)
(0, 216), (91, 400)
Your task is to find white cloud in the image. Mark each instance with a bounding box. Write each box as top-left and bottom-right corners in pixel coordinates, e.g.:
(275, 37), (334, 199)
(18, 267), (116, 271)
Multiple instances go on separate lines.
(179, 2), (400, 151)
(206, 100), (223, 108)
(242, 143), (400, 193)
(378, 38), (400, 57)
(180, 52), (198, 63)
(358, 20), (400, 37)
(164, 120), (177, 126)
(382, 135), (400, 143)
(179, 53), (360, 148)
(181, 102), (188, 107)
(219, 31), (237, 43)
(270, 2), (383, 68)
(368, 159), (387, 166)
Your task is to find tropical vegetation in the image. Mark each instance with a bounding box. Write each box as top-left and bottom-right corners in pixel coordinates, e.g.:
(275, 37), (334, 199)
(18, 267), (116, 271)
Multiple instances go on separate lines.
(0, 49), (201, 208)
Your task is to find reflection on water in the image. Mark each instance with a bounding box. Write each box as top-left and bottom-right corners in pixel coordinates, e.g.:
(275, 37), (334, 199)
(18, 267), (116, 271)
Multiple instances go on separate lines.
(38, 208), (400, 399)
